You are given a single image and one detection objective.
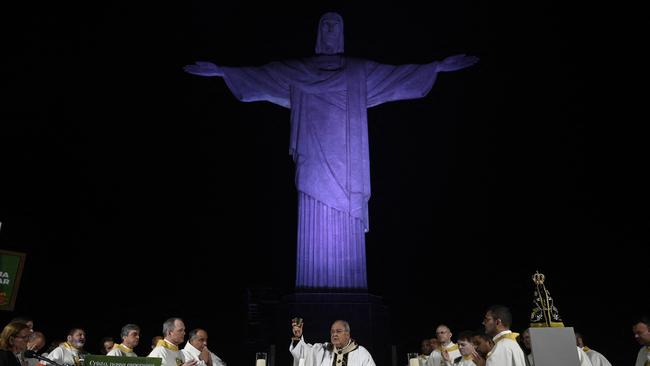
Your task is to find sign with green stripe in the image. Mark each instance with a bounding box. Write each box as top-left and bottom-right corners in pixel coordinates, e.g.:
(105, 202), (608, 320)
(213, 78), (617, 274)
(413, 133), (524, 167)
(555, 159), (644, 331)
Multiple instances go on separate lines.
(0, 249), (26, 311)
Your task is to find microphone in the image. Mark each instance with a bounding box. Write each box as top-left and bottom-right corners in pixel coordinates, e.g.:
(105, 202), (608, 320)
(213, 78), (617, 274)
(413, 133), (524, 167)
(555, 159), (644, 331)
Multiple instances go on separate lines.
(24, 351), (69, 366)
(24, 350), (41, 359)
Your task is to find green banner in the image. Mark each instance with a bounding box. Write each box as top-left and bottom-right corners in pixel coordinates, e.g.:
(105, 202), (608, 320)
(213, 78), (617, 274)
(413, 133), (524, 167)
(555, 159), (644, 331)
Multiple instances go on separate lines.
(0, 249), (26, 311)
(85, 355), (162, 366)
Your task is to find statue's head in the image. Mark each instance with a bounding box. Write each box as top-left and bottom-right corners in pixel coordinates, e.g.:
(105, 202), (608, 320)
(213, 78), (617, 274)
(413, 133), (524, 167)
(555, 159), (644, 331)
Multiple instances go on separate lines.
(315, 12), (344, 55)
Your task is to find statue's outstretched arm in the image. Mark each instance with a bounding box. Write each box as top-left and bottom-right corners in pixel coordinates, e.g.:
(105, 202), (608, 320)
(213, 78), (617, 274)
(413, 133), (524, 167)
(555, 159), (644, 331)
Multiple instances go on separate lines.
(435, 54), (479, 72)
(183, 61), (224, 77)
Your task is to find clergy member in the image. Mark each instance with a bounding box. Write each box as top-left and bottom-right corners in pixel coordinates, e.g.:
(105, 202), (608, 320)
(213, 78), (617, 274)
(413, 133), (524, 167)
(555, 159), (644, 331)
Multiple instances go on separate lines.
(575, 333), (612, 366)
(107, 324), (140, 357)
(442, 331), (477, 366)
(482, 305), (526, 366)
(46, 328), (87, 366)
(149, 318), (198, 366)
(289, 318), (375, 366)
(426, 325), (461, 366)
(181, 329), (226, 366)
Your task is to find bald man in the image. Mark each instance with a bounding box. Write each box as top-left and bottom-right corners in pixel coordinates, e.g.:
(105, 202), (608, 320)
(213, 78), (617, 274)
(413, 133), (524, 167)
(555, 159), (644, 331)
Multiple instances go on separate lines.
(181, 329), (225, 366)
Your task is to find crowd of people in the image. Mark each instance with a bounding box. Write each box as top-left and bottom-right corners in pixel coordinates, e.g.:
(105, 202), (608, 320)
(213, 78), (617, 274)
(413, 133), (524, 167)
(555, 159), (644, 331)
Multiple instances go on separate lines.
(1, 310), (649, 366)
(288, 306), (649, 366)
(0, 317), (225, 366)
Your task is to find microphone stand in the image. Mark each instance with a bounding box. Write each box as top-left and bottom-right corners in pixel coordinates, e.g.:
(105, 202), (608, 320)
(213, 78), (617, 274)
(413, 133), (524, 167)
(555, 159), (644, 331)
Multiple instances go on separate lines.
(24, 351), (71, 366)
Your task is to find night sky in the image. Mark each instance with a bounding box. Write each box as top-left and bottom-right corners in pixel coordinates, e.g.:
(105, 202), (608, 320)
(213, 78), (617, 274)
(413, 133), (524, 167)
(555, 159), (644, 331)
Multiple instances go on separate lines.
(1, 1), (646, 366)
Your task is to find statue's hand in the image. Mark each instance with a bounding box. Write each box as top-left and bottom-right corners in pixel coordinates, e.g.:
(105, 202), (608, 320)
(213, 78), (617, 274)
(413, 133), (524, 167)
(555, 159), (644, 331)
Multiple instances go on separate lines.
(183, 61), (224, 77)
(436, 54), (479, 72)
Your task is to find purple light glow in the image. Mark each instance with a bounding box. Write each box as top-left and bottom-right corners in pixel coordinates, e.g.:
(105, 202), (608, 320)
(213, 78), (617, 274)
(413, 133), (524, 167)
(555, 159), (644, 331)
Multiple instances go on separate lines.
(184, 12), (478, 290)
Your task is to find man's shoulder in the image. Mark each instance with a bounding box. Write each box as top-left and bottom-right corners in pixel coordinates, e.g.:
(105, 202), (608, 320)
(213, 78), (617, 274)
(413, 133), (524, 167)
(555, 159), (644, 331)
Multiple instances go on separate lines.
(181, 344), (196, 353)
(49, 347), (66, 356)
(149, 346), (168, 357)
(587, 349), (606, 359)
(354, 344), (372, 355)
(501, 339), (525, 356)
(350, 345), (375, 364)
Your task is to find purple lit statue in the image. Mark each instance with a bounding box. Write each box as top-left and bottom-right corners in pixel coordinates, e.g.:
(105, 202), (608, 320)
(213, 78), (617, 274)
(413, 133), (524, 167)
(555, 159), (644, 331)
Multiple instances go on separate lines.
(184, 12), (478, 290)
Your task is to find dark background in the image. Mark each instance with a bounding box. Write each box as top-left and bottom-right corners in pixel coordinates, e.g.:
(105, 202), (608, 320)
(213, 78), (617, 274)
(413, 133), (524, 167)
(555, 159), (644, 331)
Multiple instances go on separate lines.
(1, 1), (646, 365)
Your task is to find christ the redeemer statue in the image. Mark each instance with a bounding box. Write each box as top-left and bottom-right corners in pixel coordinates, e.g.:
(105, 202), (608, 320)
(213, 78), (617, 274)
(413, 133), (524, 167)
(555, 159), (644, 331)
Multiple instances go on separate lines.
(184, 12), (478, 290)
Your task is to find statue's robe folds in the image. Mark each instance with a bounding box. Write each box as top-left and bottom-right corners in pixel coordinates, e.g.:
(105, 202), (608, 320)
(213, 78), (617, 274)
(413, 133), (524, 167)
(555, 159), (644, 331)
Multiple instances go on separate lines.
(222, 57), (439, 289)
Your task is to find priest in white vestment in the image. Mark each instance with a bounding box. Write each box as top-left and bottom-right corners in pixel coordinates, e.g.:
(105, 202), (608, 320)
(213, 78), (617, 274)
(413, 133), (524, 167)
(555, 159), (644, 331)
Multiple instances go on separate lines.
(580, 348), (611, 366)
(149, 318), (198, 366)
(181, 329), (226, 366)
(446, 332), (478, 366)
(47, 329), (87, 366)
(574, 333), (612, 366)
(418, 339), (438, 366)
(289, 319), (375, 366)
(107, 324), (140, 357)
(426, 325), (461, 366)
(525, 346), (593, 366)
(482, 306), (527, 366)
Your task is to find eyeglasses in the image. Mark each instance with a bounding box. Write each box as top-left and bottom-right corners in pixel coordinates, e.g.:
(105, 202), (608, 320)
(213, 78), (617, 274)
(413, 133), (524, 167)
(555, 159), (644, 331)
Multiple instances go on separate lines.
(330, 329), (348, 335)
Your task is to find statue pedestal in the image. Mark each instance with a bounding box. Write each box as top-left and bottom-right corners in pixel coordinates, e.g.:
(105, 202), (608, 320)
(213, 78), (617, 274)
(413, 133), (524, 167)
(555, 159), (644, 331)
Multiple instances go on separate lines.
(277, 292), (391, 365)
(529, 327), (580, 366)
